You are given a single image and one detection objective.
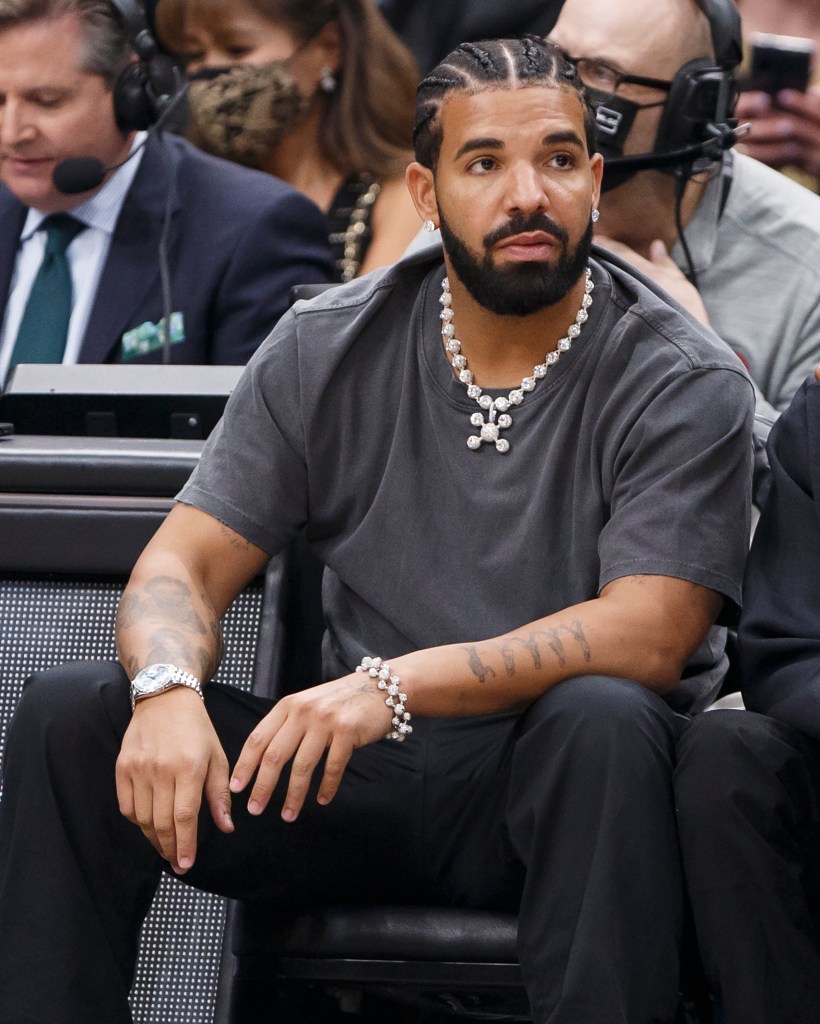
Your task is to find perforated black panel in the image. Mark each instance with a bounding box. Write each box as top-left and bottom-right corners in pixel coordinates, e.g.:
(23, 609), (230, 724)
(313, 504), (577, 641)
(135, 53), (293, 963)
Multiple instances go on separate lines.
(0, 577), (263, 1024)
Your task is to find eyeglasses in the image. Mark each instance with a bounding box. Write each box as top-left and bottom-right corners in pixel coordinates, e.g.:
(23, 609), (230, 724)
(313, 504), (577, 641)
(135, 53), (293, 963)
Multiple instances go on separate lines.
(561, 53), (674, 95)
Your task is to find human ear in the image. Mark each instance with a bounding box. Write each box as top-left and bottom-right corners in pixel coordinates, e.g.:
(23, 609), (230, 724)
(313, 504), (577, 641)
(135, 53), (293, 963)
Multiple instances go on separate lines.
(405, 161), (439, 229)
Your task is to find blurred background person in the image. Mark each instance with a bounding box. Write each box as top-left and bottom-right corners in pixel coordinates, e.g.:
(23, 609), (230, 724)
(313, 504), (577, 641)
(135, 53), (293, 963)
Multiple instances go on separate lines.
(0, 0), (334, 378)
(735, 0), (820, 192)
(157, 0), (421, 282)
(377, 0), (565, 75)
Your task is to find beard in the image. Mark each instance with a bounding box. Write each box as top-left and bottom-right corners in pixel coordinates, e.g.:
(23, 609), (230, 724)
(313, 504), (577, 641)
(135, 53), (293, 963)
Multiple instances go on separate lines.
(438, 210), (594, 317)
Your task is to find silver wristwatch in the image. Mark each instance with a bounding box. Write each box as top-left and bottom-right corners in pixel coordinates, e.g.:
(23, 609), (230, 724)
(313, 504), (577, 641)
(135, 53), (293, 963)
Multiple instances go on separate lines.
(130, 663), (204, 711)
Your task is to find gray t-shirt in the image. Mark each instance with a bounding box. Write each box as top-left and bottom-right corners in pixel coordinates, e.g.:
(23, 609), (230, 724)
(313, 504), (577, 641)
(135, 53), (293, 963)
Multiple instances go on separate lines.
(674, 151), (820, 414)
(179, 249), (754, 713)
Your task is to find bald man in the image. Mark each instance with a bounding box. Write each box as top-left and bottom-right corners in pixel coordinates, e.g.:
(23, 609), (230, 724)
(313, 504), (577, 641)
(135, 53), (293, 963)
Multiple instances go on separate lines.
(551, 0), (820, 417)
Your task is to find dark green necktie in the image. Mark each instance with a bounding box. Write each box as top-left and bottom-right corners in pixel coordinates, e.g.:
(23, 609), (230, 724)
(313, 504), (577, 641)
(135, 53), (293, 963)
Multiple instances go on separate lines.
(10, 213), (87, 369)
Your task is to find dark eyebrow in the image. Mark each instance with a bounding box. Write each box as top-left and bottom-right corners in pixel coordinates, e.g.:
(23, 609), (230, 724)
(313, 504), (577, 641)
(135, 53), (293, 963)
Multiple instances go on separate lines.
(453, 136), (504, 161)
(543, 130), (585, 149)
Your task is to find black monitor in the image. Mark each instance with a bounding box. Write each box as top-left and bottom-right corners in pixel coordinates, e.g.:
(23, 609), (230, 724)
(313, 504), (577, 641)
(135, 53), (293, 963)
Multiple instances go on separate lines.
(0, 363), (243, 439)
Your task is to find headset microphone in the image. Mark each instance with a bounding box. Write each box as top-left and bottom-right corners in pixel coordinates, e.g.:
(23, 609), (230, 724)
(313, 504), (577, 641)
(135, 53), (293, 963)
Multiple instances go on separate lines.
(52, 78), (187, 196)
(602, 120), (745, 182)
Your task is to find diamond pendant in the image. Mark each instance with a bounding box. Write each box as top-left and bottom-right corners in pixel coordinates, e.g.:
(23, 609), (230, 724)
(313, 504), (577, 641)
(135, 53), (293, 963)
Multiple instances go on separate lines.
(467, 404), (512, 453)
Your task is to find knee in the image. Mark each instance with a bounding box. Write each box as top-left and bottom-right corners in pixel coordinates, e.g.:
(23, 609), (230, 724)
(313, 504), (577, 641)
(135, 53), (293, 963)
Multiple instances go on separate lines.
(675, 709), (813, 826)
(518, 675), (678, 759)
(13, 660), (128, 744)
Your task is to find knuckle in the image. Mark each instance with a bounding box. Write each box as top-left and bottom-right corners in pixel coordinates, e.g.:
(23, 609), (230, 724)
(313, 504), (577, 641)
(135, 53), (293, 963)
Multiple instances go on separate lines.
(246, 730), (266, 751)
(174, 806), (198, 826)
(323, 758), (346, 779)
(261, 748), (284, 770)
(290, 759), (314, 780)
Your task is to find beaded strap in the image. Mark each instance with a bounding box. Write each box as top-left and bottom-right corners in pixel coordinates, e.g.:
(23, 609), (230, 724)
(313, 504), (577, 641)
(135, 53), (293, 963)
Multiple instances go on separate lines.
(356, 656), (413, 742)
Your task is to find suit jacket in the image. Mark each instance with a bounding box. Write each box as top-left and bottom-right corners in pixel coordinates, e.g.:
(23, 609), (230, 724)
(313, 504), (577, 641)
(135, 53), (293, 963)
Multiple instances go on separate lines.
(739, 378), (820, 739)
(0, 134), (334, 366)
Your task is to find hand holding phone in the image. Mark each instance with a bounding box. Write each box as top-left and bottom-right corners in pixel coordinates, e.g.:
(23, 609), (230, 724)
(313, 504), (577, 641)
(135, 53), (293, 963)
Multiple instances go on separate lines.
(744, 32), (814, 96)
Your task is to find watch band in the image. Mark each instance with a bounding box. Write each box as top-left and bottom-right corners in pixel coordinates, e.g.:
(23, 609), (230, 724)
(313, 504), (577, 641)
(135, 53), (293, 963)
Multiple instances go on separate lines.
(130, 664), (204, 711)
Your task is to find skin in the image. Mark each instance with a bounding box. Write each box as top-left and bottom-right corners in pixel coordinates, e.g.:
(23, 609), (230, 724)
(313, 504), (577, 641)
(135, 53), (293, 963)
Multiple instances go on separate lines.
(550, 0), (716, 323)
(175, 0), (420, 275)
(0, 13), (134, 213)
(116, 84), (724, 876)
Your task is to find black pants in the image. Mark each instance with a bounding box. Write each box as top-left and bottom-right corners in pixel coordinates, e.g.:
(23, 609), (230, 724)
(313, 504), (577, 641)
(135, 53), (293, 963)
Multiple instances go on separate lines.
(675, 709), (820, 1024)
(0, 662), (685, 1024)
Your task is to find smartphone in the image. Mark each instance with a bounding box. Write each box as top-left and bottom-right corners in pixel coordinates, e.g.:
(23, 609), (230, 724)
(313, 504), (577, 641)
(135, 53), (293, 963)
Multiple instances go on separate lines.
(744, 32), (814, 95)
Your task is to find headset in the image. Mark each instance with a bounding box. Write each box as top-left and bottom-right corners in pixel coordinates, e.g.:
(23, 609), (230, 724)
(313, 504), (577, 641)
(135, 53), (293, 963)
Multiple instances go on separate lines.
(603, 0), (744, 178)
(109, 0), (179, 131)
(652, 0), (742, 159)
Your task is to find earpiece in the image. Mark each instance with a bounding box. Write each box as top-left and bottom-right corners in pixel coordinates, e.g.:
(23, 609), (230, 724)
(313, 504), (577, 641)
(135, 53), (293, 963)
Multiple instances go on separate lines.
(109, 0), (178, 132)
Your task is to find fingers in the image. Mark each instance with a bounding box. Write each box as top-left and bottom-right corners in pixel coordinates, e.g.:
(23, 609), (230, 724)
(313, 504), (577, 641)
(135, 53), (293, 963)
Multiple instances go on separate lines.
(316, 735), (355, 807)
(204, 754), (234, 836)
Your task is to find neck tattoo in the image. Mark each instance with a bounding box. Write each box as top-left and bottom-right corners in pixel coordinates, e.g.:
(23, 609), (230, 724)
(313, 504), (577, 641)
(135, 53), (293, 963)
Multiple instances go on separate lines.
(439, 267), (594, 453)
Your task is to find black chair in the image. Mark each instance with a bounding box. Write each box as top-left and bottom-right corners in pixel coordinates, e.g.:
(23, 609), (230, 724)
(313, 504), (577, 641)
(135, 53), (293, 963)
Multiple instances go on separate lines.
(0, 432), (266, 1024)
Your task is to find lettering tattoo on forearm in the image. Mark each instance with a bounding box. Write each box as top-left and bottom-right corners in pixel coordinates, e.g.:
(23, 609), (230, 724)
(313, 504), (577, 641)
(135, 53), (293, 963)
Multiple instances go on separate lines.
(517, 633), (543, 670)
(461, 619), (592, 682)
(462, 645), (498, 683)
(565, 618), (592, 663)
(544, 628), (567, 667)
(491, 640), (517, 676)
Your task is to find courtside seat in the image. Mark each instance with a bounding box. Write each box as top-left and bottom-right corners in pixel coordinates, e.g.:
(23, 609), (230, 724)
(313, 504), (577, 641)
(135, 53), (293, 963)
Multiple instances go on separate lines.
(0, 432), (266, 1024)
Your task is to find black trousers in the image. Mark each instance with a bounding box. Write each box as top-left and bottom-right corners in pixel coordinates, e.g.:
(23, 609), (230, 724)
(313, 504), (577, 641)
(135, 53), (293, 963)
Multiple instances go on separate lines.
(675, 709), (820, 1024)
(0, 662), (685, 1024)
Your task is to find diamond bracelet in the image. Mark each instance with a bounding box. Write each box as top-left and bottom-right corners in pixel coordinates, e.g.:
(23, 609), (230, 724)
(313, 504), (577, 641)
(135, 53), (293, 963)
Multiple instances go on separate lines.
(356, 656), (413, 742)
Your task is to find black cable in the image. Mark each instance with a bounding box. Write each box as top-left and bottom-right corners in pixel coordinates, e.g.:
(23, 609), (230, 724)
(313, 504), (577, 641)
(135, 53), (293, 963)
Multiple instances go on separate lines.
(674, 166), (699, 290)
(156, 131), (175, 364)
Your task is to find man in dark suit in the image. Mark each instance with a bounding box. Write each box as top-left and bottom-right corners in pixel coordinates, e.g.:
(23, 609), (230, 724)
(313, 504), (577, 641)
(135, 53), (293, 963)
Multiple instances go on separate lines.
(0, 0), (334, 382)
(675, 376), (820, 1023)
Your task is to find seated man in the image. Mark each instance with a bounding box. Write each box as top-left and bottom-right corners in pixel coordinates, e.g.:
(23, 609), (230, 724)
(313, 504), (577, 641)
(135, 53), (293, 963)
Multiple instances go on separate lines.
(0, 0), (333, 380)
(0, 37), (753, 1024)
(550, 0), (820, 415)
(676, 375), (820, 1024)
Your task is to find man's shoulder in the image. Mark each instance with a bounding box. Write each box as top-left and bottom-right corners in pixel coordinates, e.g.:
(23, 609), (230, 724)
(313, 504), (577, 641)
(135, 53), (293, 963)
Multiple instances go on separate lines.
(148, 133), (317, 213)
(725, 152), (820, 238)
(594, 248), (752, 379)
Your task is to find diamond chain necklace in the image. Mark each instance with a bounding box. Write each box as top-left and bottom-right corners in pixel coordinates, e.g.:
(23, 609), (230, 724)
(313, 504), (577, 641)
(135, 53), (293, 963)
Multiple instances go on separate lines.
(439, 267), (594, 453)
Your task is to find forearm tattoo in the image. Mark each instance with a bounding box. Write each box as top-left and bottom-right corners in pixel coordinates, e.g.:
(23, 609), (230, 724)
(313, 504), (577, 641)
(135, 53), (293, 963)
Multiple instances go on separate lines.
(117, 574), (223, 680)
(462, 645), (497, 683)
(461, 619), (592, 682)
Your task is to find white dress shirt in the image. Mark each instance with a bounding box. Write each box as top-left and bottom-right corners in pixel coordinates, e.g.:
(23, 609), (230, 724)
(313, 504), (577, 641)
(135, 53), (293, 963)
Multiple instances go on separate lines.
(0, 133), (146, 385)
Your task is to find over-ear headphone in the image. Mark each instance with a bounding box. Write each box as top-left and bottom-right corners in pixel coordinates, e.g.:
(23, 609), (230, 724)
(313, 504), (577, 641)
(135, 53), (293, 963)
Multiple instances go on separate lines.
(109, 0), (178, 131)
(652, 0), (743, 159)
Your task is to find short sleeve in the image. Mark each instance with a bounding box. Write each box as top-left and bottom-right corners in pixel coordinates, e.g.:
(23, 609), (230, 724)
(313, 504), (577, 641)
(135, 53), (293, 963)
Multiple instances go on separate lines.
(598, 366), (754, 619)
(177, 313), (308, 555)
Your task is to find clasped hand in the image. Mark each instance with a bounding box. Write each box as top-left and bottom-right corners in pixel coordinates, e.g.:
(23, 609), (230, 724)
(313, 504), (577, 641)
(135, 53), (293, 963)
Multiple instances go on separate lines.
(115, 674), (393, 874)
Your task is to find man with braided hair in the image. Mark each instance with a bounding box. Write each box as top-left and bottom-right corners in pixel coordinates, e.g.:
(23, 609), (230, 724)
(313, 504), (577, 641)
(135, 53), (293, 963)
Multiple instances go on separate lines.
(0, 36), (753, 1024)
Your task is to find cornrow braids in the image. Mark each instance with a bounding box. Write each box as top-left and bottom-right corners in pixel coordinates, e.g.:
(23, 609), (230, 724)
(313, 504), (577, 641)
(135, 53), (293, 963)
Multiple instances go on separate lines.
(414, 36), (598, 172)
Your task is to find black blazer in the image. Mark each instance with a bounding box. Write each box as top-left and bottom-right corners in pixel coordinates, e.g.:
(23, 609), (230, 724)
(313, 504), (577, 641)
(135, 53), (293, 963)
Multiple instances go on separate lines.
(739, 377), (820, 739)
(0, 134), (334, 366)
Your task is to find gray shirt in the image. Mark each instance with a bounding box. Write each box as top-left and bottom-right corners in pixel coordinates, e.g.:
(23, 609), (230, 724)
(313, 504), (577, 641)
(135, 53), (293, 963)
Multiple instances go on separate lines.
(675, 151), (820, 413)
(179, 249), (754, 713)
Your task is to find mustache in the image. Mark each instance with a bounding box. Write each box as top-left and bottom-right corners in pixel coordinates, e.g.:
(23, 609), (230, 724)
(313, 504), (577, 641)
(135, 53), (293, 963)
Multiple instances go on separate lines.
(483, 213), (569, 249)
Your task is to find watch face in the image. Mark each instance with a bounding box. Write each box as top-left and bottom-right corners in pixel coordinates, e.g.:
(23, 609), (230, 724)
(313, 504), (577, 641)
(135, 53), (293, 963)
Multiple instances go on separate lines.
(133, 664), (175, 696)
